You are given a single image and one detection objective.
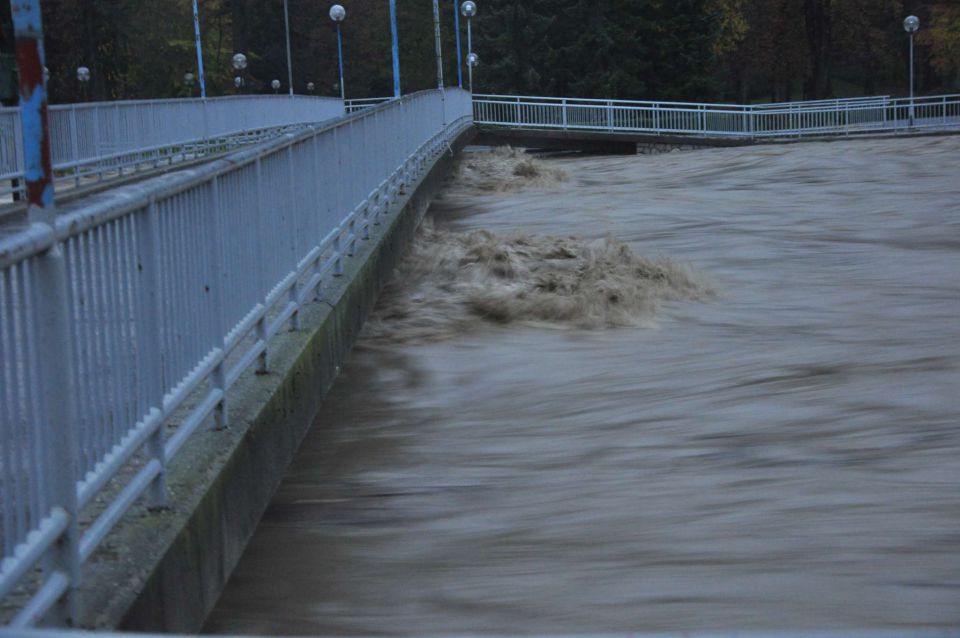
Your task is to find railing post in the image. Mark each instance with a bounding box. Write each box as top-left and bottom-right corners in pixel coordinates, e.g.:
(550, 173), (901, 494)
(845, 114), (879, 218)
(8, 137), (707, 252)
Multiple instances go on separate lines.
(606, 100), (614, 130)
(69, 107), (80, 187)
(135, 198), (168, 503)
(205, 177), (230, 428)
(113, 105), (121, 175)
(285, 145), (300, 332)
(562, 98), (568, 129)
(9, 0), (81, 623)
(254, 157), (268, 374)
(35, 244), (81, 625)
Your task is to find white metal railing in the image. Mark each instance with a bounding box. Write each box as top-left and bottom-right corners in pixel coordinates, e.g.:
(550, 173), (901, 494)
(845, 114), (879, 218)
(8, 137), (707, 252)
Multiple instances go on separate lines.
(0, 88), (473, 627)
(344, 96), (393, 113)
(473, 93), (960, 138)
(0, 95), (346, 199)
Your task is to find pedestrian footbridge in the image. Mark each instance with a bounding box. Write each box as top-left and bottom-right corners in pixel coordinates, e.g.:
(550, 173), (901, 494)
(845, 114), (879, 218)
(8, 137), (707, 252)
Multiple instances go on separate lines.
(0, 88), (958, 633)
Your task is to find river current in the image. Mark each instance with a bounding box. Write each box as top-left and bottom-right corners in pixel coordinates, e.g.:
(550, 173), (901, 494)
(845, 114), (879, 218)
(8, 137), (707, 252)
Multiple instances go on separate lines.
(205, 136), (960, 634)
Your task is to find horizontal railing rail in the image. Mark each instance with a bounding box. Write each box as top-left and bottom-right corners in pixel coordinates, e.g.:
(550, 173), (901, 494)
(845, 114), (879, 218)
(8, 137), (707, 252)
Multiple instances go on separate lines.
(0, 95), (346, 200)
(473, 93), (960, 138)
(0, 87), (473, 627)
(475, 93), (901, 112)
(344, 96), (394, 113)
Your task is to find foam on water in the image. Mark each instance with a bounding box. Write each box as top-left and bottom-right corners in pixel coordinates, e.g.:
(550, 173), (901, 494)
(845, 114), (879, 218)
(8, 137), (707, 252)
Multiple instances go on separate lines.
(363, 221), (714, 343)
(453, 147), (569, 193)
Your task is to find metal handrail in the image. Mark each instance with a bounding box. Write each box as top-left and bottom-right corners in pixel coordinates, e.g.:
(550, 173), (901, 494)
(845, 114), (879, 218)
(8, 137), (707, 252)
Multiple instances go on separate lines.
(0, 88), (473, 627)
(0, 95), (346, 200)
(474, 93), (906, 111)
(344, 96), (394, 113)
(472, 93), (960, 138)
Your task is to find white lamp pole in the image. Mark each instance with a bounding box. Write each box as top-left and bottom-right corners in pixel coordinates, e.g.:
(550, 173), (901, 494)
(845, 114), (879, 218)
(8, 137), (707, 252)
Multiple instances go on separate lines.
(467, 52), (479, 93)
(461, 2), (477, 93)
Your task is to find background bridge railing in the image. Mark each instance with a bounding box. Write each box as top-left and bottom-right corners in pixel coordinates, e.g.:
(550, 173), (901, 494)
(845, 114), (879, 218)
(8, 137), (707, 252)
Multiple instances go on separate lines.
(344, 97), (393, 113)
(0, 95), (346, 200)
(0, 87), (472, 627)
(473, 93), (960, 138)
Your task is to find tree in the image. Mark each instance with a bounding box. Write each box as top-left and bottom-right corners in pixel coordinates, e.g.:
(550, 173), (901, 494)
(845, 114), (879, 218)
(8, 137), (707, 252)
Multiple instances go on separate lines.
(927, 2), (960, 89)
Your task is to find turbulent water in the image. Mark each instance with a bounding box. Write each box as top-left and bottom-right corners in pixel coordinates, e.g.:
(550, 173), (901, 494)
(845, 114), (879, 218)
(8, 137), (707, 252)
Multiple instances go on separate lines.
(205, 136), (960, 635)
(361, 222), (713, 343)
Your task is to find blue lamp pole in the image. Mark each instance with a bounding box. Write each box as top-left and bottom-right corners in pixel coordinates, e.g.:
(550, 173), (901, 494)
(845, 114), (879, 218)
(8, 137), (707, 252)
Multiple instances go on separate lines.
(330, 5), (346, 100)
(283, 0), (294, 95)
(390, 0), (401, 97)
(192, 0), (207, 98)
(432, 0), (443, 90)
(454, 0), (463, 87)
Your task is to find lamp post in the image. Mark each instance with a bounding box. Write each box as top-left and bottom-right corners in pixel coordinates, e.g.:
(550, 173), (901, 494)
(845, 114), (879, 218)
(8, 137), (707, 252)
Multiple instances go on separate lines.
(903, 15), (919, 126)
(191, 0), (207, 98)
(184, 72), (196, 97)
(432, 0), (444, 90)
(461, 2), (477, 92)
(330, 4), (347, 101)
(77, 65), (91, 101)
(232, 53), (248, 94)
(467, 52), (479, 93)
(283, 0), (294, 95)
(390, 0), (401, 97)
(454, 0), (463, 88)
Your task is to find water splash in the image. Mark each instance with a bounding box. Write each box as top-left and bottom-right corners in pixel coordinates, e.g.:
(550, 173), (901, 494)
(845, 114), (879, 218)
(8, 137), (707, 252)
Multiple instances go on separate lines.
(363, 221), (714, 343)
(454, 147), (568, 193)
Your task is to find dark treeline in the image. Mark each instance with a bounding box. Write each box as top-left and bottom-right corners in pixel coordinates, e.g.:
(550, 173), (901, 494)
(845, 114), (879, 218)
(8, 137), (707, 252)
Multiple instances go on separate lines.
(478, 0), (960, 101)
(0, 0), (957, 104)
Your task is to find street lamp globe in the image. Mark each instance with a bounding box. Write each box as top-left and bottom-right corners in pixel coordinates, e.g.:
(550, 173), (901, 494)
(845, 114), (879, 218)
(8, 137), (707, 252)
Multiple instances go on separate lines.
(272, 79), (281, 91)
(461, 1), (477, 18)
(307, 82), (316, 92)
(329, 4), (346, 22)
(903, 15), (919, 33)
(77, 66), (91, 83)
(184, 72), (196, 87)
(234, 76), (243, 89)
(467, 52), (480, 67)
(232, 53), (248, 71)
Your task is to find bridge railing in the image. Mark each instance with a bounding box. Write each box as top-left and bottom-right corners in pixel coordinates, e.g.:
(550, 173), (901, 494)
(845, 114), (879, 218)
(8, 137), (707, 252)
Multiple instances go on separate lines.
(0, 87), (473, 627)
(344, 97), (394, 113)
(0, 95), (346, 200)
(473, 93), (960, 138)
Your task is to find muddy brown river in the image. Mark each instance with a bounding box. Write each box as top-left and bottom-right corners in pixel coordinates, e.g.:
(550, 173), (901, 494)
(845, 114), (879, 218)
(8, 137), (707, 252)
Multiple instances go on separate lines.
(205, 136), (960, 634)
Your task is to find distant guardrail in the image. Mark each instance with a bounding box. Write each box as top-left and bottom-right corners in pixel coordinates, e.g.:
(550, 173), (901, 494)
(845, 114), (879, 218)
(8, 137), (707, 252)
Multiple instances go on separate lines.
(0, 95), (345, 200)
(473, 93), (960, 138)
(344, 96), (393, 113)
(0, 88), (472, 627)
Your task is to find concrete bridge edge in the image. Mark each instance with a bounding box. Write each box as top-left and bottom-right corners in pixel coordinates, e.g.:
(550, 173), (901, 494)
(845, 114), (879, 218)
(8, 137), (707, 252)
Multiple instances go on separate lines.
(71, 125), (476, 633)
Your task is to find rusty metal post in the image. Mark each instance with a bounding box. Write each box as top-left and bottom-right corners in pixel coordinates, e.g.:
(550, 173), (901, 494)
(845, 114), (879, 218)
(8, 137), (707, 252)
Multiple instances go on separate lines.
(11, 0), (54, 221)
(10, 0), (80, 625)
